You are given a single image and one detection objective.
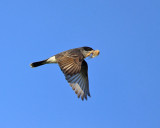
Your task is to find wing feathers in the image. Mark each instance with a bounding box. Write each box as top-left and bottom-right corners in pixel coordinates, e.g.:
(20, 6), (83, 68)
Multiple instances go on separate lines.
(65, 71), (90, 100)
(57, 56), (90, 100)
(58, 56), (82, 76)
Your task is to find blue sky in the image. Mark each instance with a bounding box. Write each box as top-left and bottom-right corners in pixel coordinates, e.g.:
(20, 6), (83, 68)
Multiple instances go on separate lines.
(0, 0), (160, 128)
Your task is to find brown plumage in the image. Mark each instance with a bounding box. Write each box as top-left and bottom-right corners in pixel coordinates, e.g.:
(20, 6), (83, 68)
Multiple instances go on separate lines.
(30, 47), (100, 100)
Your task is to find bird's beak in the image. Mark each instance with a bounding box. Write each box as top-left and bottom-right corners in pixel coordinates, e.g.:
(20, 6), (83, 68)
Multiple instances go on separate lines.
(86, 50), (100, 58)
(91, 50), (100, 58)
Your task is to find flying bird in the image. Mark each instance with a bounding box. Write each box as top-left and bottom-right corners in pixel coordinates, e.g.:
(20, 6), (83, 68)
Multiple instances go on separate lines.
(30, 47), (100, 100)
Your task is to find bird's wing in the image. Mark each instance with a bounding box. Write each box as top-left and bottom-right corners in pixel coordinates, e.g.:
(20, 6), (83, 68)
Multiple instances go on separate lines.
(57, 55), (83, 76)
(64, 60), (90, 100)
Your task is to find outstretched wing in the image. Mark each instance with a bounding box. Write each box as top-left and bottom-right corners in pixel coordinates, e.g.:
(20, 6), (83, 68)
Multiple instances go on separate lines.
(58, 56), (83, 76)
(64, 60), (90, 100)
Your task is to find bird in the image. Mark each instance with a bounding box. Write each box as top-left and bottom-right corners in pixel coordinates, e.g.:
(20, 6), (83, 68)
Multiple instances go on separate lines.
(30, 46), (100, 100)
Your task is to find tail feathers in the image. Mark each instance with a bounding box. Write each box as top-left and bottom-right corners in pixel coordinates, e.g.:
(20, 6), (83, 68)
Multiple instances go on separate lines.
(30, 60), (47, 68)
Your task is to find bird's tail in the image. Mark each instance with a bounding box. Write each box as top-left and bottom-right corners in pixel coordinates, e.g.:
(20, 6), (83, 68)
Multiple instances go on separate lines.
(30, 60), (47, 68)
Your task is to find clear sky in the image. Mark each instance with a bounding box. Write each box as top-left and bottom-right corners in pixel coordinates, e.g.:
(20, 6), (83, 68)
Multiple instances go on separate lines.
(0, 0), (160, 128)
